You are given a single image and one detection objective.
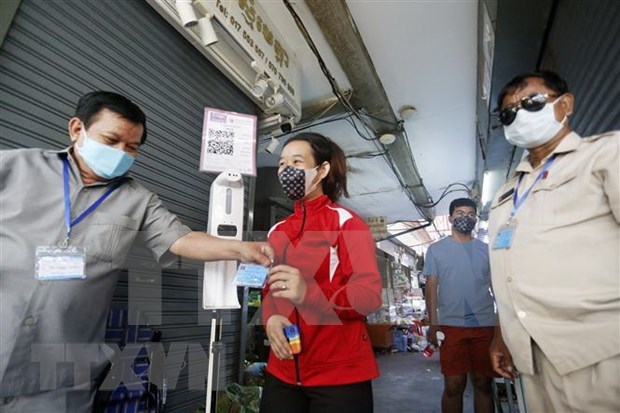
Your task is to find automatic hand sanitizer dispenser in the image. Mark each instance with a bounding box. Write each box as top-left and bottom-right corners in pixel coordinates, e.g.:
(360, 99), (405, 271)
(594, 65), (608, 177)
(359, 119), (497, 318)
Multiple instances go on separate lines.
(202, 170), (244, 309)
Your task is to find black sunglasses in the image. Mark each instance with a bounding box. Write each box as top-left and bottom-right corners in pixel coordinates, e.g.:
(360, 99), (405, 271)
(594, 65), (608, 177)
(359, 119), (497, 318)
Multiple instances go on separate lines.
(499, 93), (557, 126)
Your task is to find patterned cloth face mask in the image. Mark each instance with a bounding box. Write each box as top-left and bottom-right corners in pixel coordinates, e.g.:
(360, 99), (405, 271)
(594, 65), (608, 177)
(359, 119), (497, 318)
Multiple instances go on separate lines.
(453, 216), (477, 234)
(278, 165), (319, 200)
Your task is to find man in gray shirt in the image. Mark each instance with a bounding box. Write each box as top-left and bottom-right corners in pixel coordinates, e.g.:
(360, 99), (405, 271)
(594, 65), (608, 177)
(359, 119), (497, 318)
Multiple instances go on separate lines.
(0, 91), (274, 412)
(423, 198), (496, 413)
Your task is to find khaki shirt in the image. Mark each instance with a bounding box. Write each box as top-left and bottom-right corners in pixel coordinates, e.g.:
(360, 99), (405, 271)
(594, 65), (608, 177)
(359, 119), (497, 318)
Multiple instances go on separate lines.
(488, 131), (620, 376)
(0, 148), (192, 396)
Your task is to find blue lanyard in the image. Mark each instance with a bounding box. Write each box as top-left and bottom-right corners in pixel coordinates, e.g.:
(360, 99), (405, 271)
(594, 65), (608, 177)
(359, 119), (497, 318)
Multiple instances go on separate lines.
(62, 157), (122, 246)
(510, 155), (556, 219)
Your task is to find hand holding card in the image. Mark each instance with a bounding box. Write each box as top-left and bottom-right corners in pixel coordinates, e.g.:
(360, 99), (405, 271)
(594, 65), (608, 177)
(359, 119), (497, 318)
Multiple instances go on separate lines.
(233, 263), (269, 288)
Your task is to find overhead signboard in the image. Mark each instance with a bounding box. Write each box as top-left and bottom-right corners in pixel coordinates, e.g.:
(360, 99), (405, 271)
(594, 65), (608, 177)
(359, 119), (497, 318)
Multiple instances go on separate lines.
(201, 0), (301, 118)
(365, 216), (388, 241)
(146, 0), (302, 121)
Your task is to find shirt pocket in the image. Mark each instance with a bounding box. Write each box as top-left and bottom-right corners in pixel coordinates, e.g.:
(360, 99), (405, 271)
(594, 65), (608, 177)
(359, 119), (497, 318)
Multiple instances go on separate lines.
(531, 171), (579, 225)
(87, 212), (140, 265)
(531, 171), (577, 192)
(488, 188), (515, 246)
(490, 187), (514, 210)
(489, 189), (513, 224)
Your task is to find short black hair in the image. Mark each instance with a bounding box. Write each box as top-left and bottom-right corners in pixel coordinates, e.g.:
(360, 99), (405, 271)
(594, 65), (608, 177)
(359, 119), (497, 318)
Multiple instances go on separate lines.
(74, 91), (148, 144)
(497, 70), (569, 110)
(283, 133), (349, 202)
(449, 198), (477, 216)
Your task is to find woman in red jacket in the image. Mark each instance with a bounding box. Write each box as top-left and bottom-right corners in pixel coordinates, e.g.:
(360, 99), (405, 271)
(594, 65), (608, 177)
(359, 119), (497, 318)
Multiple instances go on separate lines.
(260, 133), (383, 413)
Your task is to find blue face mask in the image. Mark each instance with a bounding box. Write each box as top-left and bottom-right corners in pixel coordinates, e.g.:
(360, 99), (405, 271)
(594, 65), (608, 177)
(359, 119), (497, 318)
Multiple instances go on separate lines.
(76, 128), (135, 179)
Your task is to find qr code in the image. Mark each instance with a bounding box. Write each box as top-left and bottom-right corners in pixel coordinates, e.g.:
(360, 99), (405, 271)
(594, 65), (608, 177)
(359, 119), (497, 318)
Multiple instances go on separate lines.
(207, 129), (234, 156)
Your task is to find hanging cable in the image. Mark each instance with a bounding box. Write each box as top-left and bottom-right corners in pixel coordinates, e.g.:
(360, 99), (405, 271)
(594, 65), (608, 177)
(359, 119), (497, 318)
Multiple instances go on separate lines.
(258, 113), (353, 144)
(282, 0), (380, 141)
(282, 0), (439, 220)
(377, 220), (433, 242)
(359, 108), (401, 128)
(347, 151), (388, 159)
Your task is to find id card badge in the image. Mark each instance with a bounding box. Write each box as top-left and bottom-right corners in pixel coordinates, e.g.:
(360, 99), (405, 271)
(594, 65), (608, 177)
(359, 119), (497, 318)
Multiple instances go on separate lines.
(493, 219), (517, 250)
(35, 246), (86, 280)
(233, 263), (269, 288)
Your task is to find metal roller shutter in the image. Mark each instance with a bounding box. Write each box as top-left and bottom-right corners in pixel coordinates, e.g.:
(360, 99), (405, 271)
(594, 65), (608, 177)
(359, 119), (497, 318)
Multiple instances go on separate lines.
(540, 0), (620, 134)
(0, 0), (258, 411)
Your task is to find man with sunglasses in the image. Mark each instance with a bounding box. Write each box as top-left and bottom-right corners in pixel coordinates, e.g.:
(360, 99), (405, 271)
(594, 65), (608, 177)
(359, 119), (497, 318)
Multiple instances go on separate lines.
(488, 71), (619, 412)
(424, 198), (496, 413)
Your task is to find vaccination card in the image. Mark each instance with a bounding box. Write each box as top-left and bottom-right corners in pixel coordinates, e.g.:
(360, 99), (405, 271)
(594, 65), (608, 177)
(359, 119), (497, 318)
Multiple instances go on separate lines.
(233, 263), (269, 288)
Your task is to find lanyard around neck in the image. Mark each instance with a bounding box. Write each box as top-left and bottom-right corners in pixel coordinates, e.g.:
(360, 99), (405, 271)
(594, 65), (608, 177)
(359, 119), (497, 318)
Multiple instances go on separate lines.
(510, 155), (556, 219)
(62, 157), (122, 246)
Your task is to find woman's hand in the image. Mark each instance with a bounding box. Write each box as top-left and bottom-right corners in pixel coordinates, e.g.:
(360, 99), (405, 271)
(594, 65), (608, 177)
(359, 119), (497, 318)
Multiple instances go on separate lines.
(267, 265), (307, 305)
(266, 315), (293, 360)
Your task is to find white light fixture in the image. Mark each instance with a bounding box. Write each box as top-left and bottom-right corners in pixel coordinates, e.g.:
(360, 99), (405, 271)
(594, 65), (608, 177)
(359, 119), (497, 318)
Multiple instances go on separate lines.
(252, 76), (269, 98)
(398, 105), (417, 121)
(198, 15), (218, 46)
(481, 170), (500, 207)
(265, 136), (280, 154)
(379, 133), (396, 145)
(265, 93), (284, 108)
(175, 0), (198, 28)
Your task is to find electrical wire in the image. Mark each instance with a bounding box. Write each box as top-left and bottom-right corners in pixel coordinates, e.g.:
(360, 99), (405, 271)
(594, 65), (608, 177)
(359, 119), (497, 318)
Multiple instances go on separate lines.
(258, 112), (353, 144)
(415, 183), (471, 209)
(359, 108), (401, 128)
(281, 0), (441, 221)
(404, 239), (437, 248)
(377, 220), (433, 242)
(343, 116), (377, 141)
(346, 151), (387, 159)
(282, 0), (379, 141)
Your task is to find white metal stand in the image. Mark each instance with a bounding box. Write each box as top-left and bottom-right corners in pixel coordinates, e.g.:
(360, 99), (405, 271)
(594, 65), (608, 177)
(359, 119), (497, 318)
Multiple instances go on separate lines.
(202, 171), (245, 413)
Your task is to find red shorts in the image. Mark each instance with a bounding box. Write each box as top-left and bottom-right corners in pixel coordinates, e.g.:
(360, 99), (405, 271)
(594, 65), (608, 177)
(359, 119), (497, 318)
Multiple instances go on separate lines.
(438, 326), (496, 377)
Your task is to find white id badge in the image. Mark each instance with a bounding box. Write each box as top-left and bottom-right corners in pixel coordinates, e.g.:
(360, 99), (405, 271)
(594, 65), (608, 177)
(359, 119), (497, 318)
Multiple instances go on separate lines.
(233, 263), (269, 288)
(35, 246), (86, 280)
(493, 220), (517, 250)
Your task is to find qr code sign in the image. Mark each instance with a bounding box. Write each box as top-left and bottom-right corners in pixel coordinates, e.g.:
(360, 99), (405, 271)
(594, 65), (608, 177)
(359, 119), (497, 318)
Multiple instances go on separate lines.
(207, 128), (234, 156)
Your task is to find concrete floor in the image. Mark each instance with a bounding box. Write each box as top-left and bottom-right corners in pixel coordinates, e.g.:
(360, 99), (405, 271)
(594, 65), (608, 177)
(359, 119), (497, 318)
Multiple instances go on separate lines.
(373, 351), (475, 413)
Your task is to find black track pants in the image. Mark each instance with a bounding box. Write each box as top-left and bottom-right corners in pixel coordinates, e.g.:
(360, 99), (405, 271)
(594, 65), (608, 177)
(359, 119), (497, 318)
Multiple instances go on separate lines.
(259, 373), (374, 413)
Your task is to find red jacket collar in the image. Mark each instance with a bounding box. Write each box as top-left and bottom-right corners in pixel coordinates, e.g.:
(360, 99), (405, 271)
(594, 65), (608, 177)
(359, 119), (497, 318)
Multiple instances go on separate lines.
(294, 194), (331, 216)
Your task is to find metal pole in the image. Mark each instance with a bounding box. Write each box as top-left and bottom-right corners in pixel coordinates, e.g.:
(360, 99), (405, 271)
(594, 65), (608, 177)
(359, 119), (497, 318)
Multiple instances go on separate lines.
(238, 286), (250, 384)
(205, 310), (218, 413)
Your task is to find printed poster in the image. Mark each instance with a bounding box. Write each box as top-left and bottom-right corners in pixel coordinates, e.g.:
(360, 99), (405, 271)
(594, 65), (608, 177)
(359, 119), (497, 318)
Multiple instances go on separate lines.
(199, 108), (257, 176)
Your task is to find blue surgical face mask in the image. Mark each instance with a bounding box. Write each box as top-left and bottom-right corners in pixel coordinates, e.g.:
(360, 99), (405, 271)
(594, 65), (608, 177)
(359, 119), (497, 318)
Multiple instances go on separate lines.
(76, 127), (135, 179)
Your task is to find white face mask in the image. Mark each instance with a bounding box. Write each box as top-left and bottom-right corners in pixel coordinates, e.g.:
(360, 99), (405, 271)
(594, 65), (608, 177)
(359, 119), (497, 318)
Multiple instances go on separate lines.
(503, 98), (566, 149)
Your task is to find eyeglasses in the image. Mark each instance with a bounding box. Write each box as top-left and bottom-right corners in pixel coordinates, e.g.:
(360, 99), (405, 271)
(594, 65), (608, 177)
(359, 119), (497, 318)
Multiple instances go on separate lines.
(499, 93), (557, 126)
